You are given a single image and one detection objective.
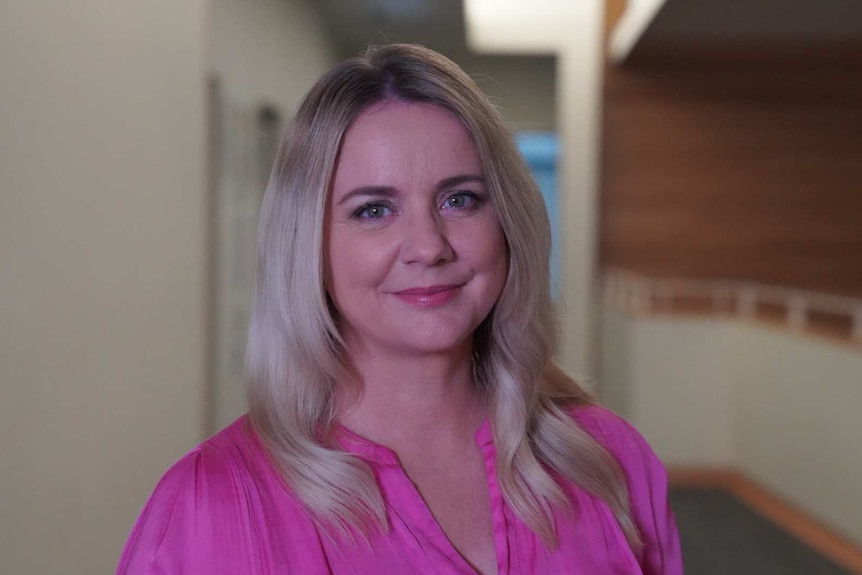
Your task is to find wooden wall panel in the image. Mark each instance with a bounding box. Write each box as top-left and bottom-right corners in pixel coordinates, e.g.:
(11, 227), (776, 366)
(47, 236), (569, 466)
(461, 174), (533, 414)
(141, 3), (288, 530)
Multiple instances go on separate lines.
(605, 0), (628, 36)
(600, 44), (862, 297)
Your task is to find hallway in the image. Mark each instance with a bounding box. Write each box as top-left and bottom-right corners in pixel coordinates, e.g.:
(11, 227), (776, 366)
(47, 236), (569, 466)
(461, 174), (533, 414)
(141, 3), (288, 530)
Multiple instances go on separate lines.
(2, 1), (861, 573)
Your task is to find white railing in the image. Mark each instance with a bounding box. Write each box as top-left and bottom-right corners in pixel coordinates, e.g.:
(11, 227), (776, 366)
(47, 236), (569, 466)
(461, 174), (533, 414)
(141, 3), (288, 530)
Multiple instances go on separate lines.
(603, 268), (862, 344)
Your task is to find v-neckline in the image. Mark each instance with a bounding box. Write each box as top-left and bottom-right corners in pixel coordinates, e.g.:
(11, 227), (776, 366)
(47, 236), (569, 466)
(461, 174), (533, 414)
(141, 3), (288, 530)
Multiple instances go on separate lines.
(334, 420), (509, 575)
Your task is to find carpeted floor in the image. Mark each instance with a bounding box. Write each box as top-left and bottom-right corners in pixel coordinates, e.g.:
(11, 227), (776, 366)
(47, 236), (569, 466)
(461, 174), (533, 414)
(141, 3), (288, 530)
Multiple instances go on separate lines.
(669, 488), (854, 575)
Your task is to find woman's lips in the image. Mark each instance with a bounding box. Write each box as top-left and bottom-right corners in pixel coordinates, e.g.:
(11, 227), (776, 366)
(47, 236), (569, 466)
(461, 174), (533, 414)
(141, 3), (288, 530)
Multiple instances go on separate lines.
(393, 285), (462, 307)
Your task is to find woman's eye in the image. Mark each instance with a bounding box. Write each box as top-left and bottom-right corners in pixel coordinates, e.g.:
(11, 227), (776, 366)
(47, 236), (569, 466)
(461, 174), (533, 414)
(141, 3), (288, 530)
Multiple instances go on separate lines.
(443, 192), (478, 210)
(353, 203), (391, 220)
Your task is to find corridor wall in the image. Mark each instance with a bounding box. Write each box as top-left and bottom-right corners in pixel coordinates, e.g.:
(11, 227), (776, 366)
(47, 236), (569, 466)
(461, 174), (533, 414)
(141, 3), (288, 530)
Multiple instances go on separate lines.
(0, 1), (337, 573)
(602, 307), (862, 545)
(207, 0), (337, 431)
(0, 2), (208, 574)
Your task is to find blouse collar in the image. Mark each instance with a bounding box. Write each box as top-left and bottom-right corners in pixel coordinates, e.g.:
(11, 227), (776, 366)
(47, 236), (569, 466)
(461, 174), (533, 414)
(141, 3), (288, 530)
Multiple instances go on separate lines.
(334, 418), (495, 465)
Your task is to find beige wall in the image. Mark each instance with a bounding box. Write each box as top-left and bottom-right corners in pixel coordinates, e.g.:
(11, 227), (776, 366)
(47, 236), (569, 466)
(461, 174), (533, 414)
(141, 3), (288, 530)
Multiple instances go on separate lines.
(0, 1), (338, 572)
(731, 323), (862, 545)
(602, 307), (862, 544)
(209, 0), (336, 110)
(207, 0), (336, 429)
(459, 55), (557, 132)
(601, 309), (737, 464)
(0, 0), (340, 571)
(0, 1), (208, 574)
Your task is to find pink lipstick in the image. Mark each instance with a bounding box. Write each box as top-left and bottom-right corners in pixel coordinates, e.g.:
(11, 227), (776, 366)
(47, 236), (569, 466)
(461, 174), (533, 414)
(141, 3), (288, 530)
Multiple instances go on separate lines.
(393, 285), (462, 307)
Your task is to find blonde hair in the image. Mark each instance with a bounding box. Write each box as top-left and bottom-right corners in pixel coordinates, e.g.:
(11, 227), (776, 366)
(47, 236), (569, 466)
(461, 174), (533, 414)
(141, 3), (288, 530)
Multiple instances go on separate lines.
(246, 44), (639, 548)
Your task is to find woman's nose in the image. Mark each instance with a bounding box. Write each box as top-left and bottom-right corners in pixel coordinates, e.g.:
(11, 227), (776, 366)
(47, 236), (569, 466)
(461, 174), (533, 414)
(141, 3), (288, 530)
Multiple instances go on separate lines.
(399, 210), (454, 266)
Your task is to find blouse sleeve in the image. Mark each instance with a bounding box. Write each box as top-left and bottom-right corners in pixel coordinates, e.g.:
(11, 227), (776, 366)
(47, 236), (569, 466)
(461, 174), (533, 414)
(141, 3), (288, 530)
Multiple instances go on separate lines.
(115, 445), (262, 575)
(575, 406), (684, 575)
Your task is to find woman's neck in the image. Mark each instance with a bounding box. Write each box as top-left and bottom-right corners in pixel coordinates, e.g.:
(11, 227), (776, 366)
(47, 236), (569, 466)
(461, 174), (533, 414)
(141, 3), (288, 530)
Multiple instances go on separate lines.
(336, 342), (486, 451)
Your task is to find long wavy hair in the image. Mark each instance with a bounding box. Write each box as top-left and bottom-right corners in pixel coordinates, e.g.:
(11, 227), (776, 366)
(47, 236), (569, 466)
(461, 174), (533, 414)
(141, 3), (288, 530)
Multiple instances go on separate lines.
(245, 44), (639, 548)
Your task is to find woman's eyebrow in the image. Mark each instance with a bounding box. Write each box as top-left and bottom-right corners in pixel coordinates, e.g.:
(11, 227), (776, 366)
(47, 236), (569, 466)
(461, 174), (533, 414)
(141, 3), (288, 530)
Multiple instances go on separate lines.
(336, 175), (485, 206)
(437, 174), (485, 189)
(336, 186), (398, 206)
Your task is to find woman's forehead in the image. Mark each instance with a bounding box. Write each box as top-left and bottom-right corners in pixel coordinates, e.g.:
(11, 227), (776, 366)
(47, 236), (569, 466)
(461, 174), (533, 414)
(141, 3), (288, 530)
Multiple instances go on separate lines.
(330, 101), (483, 198)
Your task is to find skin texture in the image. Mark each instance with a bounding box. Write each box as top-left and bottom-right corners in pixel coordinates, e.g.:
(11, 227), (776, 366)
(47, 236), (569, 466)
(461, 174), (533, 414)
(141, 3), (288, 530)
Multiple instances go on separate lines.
(326, 100), (508, 365)
(325, 101), (507, 575)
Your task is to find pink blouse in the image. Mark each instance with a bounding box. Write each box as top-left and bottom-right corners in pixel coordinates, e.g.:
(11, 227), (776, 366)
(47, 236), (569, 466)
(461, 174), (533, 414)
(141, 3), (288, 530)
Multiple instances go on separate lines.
(117, 406), (682, 574)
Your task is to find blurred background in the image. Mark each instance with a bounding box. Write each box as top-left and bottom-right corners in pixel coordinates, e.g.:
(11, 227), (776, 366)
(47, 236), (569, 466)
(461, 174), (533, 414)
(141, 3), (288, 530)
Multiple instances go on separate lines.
(1, 1), (860, 573)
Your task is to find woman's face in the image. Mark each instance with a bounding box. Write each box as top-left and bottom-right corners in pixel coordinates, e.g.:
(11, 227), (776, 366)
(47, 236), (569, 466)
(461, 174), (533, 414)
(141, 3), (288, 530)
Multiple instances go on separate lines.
(325, 101), (507, 360)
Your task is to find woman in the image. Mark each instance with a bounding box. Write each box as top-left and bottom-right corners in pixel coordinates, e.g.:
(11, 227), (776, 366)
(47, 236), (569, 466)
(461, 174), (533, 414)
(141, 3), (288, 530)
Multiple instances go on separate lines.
(117, 44), (681, 574)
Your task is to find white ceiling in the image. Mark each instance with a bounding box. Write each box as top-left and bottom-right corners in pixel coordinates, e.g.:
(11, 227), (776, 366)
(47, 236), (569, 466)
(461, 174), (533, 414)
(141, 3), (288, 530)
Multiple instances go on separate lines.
(314, 0), (862, 59)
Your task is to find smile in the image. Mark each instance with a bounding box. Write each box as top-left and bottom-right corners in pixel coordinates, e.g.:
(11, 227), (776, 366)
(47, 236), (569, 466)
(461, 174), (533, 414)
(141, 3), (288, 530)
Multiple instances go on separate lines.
(392, 284), (463, 307)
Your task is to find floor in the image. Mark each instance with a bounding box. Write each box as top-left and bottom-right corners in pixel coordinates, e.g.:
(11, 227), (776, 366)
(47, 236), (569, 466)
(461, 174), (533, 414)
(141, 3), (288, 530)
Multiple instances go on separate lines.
(669, 488), (854, 575)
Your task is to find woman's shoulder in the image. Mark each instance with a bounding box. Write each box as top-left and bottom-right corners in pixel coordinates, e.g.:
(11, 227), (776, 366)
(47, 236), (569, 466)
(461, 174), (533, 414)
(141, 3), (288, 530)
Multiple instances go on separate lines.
(116, 417), (315, 574)
(565, 403), (667, 495)
(137, 417), (265, 512)
(567, 404), (646, 453)
(116, 418), (257, 573)
(566, 404), (684, 575)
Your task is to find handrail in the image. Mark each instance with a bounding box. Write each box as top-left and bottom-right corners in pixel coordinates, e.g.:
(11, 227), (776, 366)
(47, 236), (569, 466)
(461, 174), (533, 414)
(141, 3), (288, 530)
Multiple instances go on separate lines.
(604, 268), (862, 344)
